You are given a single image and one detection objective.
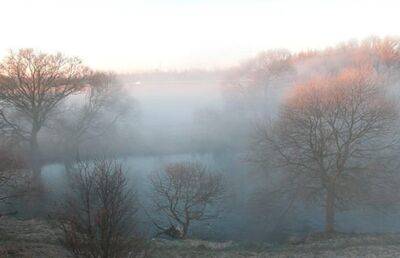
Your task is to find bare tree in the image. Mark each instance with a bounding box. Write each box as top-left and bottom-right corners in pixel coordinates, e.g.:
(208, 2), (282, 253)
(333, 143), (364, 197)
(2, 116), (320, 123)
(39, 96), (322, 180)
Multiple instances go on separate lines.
(51, 72), (134, 172)
(149, 161), (225, 238)
(223, 50), (294, 116)
(251, 67), (398, 233)
(0, 49), (90, 185)
(57, 159), (144, 258)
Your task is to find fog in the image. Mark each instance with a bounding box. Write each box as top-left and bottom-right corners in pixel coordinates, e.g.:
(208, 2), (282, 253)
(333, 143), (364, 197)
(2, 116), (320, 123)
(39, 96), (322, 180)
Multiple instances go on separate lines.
(2, 37), (400, 258)
(24, 39), (399, 241)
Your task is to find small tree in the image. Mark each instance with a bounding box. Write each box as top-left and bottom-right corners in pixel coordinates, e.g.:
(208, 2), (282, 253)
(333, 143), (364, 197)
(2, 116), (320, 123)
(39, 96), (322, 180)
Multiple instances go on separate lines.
(57, 159), (143, 258)
(252, 67), (398, 233)
(149, 161), (225, 238)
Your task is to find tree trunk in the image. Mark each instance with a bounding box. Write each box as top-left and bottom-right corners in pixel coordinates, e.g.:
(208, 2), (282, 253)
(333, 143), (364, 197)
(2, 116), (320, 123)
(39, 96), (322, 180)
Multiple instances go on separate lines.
(325, 184), (335, 234)
(63, 140), (80, 174)
(30, 128), (42, 189)
(26, 127), (45, 216)
(182, 222), (190, 239)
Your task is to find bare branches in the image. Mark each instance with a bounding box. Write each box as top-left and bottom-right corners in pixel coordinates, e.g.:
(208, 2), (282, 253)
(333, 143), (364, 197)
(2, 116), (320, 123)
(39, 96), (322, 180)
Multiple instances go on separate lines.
(0, 49), (90, 129)
(252, 66), (399, 233)
(49, 71), (136, 170)
(149, 161), (225, 238)
(0, 49), (91, 183)
(56, 159), (143, 258)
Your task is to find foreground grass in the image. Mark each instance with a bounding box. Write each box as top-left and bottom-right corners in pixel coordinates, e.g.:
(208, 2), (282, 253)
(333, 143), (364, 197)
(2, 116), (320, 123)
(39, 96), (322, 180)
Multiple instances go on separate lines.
(1, 217), (400, 257)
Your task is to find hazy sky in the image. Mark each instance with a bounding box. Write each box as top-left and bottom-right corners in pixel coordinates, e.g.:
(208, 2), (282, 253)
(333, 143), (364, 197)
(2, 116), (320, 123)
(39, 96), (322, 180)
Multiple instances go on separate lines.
(0, 0), (398, 71)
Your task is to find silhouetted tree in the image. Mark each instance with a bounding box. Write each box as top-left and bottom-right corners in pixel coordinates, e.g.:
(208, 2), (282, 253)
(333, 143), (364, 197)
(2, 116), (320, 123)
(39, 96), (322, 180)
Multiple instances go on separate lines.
(51, 72), (134, 172)
(0, 49), (90, 186)
(149, 161), (225, 238)
(252, 67), (398, 233)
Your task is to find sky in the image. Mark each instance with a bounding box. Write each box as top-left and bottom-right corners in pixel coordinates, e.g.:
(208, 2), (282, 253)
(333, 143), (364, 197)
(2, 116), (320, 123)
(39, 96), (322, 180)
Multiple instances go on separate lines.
(0, 0), (399, 72)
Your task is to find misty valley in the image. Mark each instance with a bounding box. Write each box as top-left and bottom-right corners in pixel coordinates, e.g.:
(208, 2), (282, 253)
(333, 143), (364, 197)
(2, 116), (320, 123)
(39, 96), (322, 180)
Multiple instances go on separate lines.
(2, 37), (400, 257)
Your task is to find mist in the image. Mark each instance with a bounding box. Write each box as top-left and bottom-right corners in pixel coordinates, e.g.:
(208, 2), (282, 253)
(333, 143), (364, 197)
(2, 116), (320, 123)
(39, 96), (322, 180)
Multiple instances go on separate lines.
(1, 10), (400, 256)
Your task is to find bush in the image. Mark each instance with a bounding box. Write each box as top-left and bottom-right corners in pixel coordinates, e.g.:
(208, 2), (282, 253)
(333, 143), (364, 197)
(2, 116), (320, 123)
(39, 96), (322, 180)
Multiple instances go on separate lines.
(56, 159), (145, 258)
